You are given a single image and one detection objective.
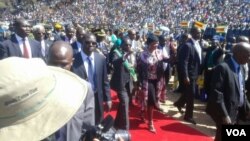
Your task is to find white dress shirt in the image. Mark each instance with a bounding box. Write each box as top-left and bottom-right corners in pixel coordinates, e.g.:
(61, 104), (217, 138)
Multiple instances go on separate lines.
(192, 39), (202, 64)
(15, 34), (32, 58)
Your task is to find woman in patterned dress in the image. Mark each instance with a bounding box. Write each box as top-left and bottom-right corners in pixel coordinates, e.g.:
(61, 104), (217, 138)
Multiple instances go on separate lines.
(137, 34), (168, 133)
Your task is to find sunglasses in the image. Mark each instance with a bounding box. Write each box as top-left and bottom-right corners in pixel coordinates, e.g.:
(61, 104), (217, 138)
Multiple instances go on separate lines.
(85, 41), (97, 45)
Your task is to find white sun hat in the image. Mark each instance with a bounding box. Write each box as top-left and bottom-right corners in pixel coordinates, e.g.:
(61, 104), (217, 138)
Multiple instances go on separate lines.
(0, 57), (88, 141)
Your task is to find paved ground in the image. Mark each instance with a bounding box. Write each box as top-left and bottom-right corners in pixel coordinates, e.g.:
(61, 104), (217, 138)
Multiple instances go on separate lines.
(159, 88), (216, 139)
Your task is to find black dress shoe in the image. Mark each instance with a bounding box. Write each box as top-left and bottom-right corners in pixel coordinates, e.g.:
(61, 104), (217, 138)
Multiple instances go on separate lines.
(173, 103), (184, 114)
(184, 118), (196, 125)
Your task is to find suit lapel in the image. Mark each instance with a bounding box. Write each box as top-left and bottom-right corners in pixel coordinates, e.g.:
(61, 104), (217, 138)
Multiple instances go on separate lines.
(191, 40), (202, 62)
(29, 39), (36, 56)
(227, 58), (241, 95)
(94, 52), (100, 81)
(11, 35), (22, 57)
(79, 53), (88, 80)
(45, 40), (51, 55)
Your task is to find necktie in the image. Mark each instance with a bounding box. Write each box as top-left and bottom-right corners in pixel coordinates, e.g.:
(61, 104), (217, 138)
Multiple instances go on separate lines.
(41, 41), (45, 57)
(87, 57), (95, 90)
(238, 66), (244, 107)
(23, 38), (29, 58)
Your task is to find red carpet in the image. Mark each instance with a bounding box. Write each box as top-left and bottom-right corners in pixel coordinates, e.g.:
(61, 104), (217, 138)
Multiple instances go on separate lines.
(106, 90), (213, 141)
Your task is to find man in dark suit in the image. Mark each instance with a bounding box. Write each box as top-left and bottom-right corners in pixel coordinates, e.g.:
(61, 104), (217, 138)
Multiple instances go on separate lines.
(33, 24), (53, 61)
(71, 27), (86, 56)
(0, 18), (42, 60)
(72, 33), (112, 125)
(47, 41), (95, 141)
(206, 42), (250, 141)
(59, 24), (76, 44)
(110, 37), (133, 130)
(173, 27), (203, 124)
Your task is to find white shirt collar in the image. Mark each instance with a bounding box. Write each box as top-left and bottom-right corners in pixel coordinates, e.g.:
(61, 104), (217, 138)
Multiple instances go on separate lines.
(82, 51), (94, 61)
(15, 34), (27, 42)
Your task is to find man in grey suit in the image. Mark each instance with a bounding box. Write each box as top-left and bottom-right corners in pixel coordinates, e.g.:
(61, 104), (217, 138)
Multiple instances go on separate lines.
(47, 41), (95, 141)
(33, 24), (53, 60)
(72, 33), (112, 125)
(0, 18), (42, 59)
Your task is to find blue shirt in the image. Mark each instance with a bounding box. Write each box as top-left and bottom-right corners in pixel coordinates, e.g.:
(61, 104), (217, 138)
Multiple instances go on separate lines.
(231, 57), (244, 107)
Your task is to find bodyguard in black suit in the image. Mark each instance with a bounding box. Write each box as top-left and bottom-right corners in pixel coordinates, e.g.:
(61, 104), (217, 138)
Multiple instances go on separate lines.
(206, 43), (250, 141)
(72, 33), (112, 125)
(174, 27), (203, 124)
(0, 18), (42, 60)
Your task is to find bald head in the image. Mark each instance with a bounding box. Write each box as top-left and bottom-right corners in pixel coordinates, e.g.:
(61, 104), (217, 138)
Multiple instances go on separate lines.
(47, 41), (74, 70)
(236, 36), (249, 43)
(233, 42), (250, 64)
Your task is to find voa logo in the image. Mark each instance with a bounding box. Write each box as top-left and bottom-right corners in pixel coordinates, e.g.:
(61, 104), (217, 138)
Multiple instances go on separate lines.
(226, 129), (246, 136)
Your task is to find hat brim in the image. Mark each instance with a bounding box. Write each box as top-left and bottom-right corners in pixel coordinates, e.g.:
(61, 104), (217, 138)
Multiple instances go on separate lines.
(0, 67), (88, 141)
(97, 33), (106, 37)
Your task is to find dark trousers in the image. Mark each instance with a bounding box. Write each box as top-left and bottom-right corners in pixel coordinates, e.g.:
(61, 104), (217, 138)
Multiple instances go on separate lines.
(176, 66), (184, 92)
(164, 65), (171, 86)
(114, 82), (130, 130)
(94, 92), (102, 125)
(174, 79), (196, 119)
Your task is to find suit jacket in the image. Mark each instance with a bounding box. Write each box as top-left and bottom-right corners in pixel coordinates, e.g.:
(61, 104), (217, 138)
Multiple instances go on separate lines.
(0, 34), (43, 60)
(56, 82), (95, 141)
(43, 39), (53, 57)
(179, 39), (203, 80)
(71, 41), (82, 56)
(38, 39), (53, 61)
(206, 56), (250, 123)
(110, 52), (130, 92)
(72, 51), (111, 123)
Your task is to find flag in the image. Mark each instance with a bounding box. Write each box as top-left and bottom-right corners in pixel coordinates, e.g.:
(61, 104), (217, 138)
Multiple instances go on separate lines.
(216, 26), (228, 34)
(194, 21), (207, 30)
(147, 23), (155, 31)
(179, 21), (189, 28)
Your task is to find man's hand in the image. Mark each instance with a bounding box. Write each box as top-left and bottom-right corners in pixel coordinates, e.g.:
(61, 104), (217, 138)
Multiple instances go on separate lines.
(222, 116), (232, 124)
(104, 101), (112, 112)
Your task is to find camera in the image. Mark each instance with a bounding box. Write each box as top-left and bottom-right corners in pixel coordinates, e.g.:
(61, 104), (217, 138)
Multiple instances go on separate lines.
(80, 115), (131, 141)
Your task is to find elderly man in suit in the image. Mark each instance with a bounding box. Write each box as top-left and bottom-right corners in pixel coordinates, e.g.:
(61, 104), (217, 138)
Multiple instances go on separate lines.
(0, 18), (42, 59)
(173, 27), (203, 125)
(33, 24), (53, 60)
(206, 42), (250, 141)
(72, 33), (112, 125)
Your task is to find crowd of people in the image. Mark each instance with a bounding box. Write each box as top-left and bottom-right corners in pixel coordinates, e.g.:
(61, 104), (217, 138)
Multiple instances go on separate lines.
(1, 1), (250, 141)
(1, 0), (250, 34)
